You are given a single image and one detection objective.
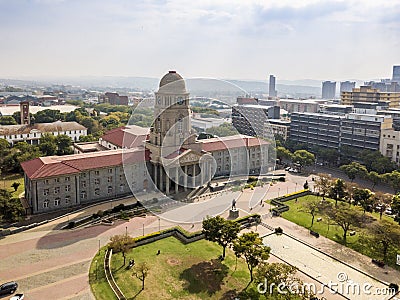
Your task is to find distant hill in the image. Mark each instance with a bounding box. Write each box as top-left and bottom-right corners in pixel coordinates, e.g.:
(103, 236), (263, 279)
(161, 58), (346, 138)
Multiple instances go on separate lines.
(0, 76), (327, 98)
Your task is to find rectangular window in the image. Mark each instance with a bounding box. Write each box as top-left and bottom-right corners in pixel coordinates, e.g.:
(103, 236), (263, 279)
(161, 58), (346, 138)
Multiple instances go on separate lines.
(65, 185), (71, 192)
(95, 170), (99, 176)
(82, 173), (86, 178)
(54, 178), (60, 183)
(65, 177), (70, 182)
(95, 188), (100, 196)
(108, 176), (113, 183)
(81, 191), (86, 199)
(54, 198), (60, 206)
(94, 178), (100, 185)
(65, 196), (71, 203)
(119, 174), (124, 181)
(54, 187), (60, 194)
(43, 189), (49, 196)
(43, 200), (49, 208)
(45, 179), (49, 184)
(82, 181), (86, 188)
(108, 168), (113, 174)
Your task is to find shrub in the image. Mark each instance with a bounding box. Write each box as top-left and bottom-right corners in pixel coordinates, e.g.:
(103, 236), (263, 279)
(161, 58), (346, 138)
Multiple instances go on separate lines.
(275, 227), (283, 234)
(389, 283), (399, 293)
(67, 221), (75, 229)
(278, 176), (285, 182)
(97, 210), (104, 217)
(112, 203), (125, 213)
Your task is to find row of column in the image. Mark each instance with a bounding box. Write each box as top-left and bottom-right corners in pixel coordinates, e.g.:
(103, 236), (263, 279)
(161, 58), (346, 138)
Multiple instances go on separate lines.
(154, 163), (212, 195)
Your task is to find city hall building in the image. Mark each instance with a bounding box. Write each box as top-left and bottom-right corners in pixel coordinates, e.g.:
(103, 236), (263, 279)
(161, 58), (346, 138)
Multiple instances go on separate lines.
(22, 71), (271, 214)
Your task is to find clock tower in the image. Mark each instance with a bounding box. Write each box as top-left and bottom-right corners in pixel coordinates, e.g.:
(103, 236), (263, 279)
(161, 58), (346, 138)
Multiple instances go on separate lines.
(146, 71), (206, 195)
(147, 71), (196, 160)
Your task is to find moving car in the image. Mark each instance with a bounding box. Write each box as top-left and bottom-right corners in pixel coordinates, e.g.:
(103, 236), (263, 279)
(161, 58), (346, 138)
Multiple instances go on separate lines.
(0, 281), (18, 295)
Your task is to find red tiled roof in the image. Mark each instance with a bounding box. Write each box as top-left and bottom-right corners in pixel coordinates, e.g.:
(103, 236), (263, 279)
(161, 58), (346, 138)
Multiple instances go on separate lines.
(101, 125), (149, 148)
(200, 135), (269, 152)
(21, 148), (149, 179)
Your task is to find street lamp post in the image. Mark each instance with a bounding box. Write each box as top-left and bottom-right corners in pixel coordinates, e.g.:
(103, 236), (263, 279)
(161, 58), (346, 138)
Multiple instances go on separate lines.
(95, 259), (98, 280)
(158, 218), (161, 232)
(295, 182), (298, 192)
(125, 226), (128, 236)
(142, 223), (145, 236)
(278, 188), (280, 198)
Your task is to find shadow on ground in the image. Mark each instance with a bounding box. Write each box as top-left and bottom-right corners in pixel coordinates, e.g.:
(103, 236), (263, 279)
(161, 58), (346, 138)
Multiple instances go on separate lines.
(35, 219), (125, 249)
(180, 259), (228, 295)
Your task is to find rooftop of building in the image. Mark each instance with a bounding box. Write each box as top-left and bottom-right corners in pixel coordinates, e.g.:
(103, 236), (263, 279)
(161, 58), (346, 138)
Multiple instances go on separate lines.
(21, 148), (149, 179)
(100, 125), (150, 148)
(200, 134), (270, 152)
(0, 121), (87, 135)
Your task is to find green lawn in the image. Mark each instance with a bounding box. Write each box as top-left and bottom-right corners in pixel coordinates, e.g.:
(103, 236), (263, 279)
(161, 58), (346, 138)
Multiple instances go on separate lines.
(89, 247), (118, 300)
(274, 195), (400, 269)
(1, 173), (25, 197)
(109, 237), (250, 300)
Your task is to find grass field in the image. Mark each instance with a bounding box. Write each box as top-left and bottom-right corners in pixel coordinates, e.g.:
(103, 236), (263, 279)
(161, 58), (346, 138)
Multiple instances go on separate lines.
(275, 195), (400, 269)
(2, 173), (24, 197)
(109, 237), (251, 300)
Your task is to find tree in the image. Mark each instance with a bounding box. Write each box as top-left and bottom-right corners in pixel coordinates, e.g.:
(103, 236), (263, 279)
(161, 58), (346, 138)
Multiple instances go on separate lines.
(56, 134), (73, 155)
(202, 216), (240, 259)
(292, 150), (315, 170)
(0, 189), (24, 223)
(233, 232), (270, 285)
(367, 220), (400, 262)
(255, 263), (310, 299)
(132, 262), (149, 290)
(329, 178), (347, 207)
(392, 194), (400, 223)
(326, 203), (365, 244)
(0, 116), (17, 125)
(314, 173), (332, 199)
(34, 109), (62, 123)
(301, 198), (320, 227)
(108, 234), (135, 266)
(206, 123), (238, 137)
(373, 192), (392, 220)
(11, 182), (20, 192)
(39, 133), (57, 156)
(276, 146), (292, 162)
(383, 171), (400, 194)
(303, 181), (308, 190)
(340, 162), (367, 182)
(353, 188), (373, 213)
(366, 171), (381, 190)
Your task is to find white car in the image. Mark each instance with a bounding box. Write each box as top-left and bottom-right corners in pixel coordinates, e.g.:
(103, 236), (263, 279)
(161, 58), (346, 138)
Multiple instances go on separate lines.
(10, 294), (24, 300)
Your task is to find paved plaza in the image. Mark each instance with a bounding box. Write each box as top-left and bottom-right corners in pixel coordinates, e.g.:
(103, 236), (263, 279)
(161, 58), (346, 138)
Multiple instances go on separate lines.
(263, 233), (394, 300)
(0, 171), (399, 299)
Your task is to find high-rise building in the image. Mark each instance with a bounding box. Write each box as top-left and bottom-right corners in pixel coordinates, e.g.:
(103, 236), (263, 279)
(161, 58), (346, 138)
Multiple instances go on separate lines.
(393, 65), (400, 82)
(340, 81), (356, 93)
(269, 75), (277, 97)
(341, 86), (400, 108)
(322, 81), (336, 99)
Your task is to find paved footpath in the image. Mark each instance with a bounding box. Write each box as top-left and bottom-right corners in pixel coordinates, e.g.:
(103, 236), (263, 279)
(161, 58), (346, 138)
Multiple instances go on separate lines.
(1, 173), (399, 299)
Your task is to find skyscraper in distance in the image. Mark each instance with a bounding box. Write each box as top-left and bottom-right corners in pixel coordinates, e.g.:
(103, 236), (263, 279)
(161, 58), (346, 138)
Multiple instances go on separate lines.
(269, 75), (277, 97)
(393, 65), (400, 82)
(340, 81), (356, 93)
(322, 81), (336, 99)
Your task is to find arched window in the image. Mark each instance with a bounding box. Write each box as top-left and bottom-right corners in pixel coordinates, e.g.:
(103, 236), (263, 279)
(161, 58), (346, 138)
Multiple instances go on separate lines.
(108, 186), (113, 194)
(177, 116), (183, 133)
(43, 199), (49, 208)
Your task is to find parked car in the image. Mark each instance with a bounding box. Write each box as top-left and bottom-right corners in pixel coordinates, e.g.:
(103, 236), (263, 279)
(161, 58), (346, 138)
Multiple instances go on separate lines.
(0, 282), (18, 295)
(10, 294), (24, 300)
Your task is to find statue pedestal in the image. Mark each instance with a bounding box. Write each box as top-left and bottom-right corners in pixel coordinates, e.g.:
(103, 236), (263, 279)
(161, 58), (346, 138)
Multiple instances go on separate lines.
(229, 208), (239, 219)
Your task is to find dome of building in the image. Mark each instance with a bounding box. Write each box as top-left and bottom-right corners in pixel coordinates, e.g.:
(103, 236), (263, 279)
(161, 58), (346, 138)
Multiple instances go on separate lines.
(158, 71), (186, 94)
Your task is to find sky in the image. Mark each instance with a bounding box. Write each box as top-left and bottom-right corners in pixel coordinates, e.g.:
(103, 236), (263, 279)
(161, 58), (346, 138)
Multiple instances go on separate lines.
(0, 0), (399, 81)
